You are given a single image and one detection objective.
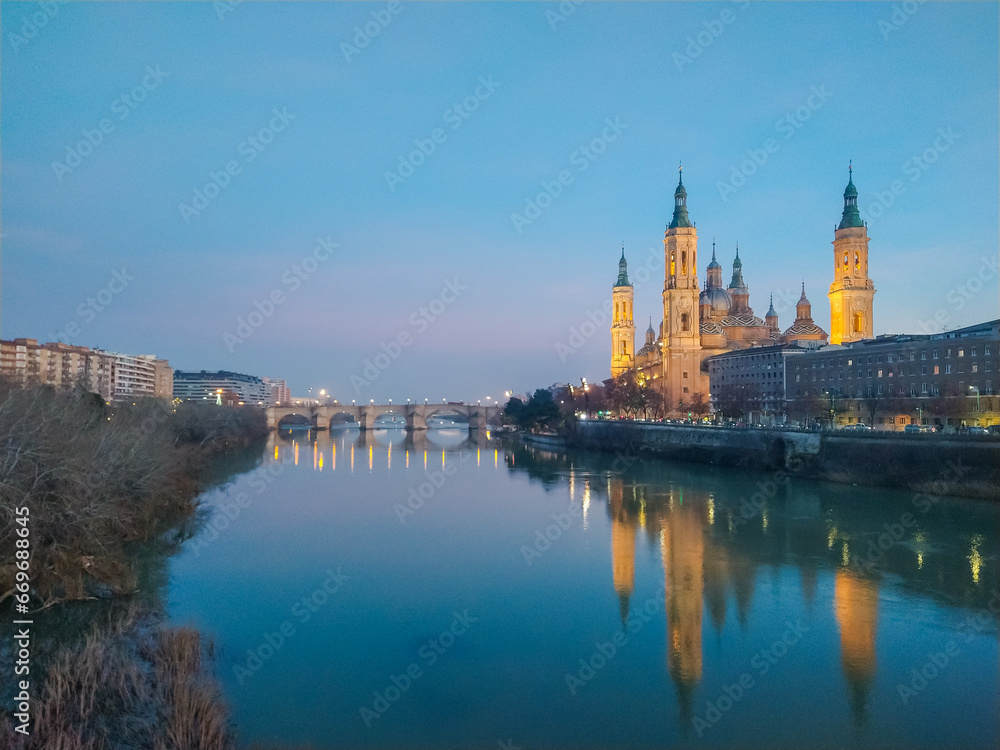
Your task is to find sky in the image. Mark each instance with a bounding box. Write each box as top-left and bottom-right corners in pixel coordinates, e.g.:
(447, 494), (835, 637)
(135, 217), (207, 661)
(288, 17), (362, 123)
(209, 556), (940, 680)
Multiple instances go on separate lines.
(2, 1), (998, 402)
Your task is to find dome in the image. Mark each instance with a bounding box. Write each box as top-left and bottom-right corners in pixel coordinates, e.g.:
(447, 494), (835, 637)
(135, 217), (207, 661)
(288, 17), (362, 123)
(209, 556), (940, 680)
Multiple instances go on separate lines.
(783, 321), (828, 338)
(699, 321), (724, 336)
(699, 286), (733, 315)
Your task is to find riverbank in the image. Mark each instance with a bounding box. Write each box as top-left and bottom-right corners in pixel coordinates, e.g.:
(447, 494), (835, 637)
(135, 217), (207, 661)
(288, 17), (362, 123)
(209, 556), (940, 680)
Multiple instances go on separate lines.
(572, 420), (1000, 500)
(0, 383), (269, 747)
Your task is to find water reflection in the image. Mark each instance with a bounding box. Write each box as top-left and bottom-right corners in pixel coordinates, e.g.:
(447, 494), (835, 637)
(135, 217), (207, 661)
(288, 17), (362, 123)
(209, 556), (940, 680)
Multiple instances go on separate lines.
(505, 440), (1000, 737)
(165, 435), (999, 749)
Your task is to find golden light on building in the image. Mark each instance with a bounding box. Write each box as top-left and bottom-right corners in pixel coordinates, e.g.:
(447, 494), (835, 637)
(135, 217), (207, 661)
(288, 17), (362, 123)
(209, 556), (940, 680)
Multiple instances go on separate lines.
(405, 449), (409, 469)
(368, 445), (373, 472)
(423, 450), (428, 471)
(274, 445), (279, 461)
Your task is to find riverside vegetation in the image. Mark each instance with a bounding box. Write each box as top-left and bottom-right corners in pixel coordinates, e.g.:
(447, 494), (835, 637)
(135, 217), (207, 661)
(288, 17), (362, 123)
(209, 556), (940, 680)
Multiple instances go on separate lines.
(0, 380), (271, 749)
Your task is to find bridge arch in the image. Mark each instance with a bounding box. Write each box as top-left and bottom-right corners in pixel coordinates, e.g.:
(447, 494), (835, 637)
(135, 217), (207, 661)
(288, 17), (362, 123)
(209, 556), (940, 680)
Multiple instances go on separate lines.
(277, 413), (312, 430)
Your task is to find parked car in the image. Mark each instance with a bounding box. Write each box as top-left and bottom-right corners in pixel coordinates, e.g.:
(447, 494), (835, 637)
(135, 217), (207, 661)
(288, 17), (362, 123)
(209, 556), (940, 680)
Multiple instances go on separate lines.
(967, 426), (989, 436)
(903, 424), (930, 434)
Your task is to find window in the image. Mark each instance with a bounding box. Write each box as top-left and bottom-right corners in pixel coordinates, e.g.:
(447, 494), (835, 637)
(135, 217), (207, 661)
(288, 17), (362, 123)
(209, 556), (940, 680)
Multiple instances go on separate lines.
(933, 351), (939, 359)
(681, 312), (690, 332)
(682, 386), (689, 394)
(986, 346), (992, 356)
(945, 364), (953, 374)
(971, 347), (977, 357)
(867, 369), (873, 378)
(877, 369), (883, 378)
(959, 349), (965, 357)
(847, 358), (853, 366)
(921, 365), (927, 375)
(921, 352), (927, 360)
(987, 362), (993, 373)
(934, 365), (940, 375)
(682, 371), (688, 379)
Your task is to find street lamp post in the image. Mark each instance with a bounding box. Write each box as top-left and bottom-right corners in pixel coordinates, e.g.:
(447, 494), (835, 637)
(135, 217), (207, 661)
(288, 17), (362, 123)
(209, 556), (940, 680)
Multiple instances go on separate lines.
(970, 386), (981, 424)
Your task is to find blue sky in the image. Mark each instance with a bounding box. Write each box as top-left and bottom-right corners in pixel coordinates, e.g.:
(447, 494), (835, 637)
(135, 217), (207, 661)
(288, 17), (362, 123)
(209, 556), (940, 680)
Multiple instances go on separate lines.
(3, 1), (997, 401)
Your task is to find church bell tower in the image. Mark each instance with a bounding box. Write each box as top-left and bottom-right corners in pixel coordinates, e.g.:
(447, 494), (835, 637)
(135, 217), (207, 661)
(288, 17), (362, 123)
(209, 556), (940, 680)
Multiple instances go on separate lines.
(611, 248), (635, 377)
(829, 166), (875, 345)
(661, 167), (703, 413)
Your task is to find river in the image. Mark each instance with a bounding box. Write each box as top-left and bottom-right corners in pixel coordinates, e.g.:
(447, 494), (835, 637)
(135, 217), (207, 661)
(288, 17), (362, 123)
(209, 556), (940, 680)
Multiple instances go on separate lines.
(166, 427), (999, 749)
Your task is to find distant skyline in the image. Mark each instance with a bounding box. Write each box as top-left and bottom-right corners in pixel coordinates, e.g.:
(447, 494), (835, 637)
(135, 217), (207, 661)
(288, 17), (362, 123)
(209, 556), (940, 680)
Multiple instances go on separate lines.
(3, 1), (998, 400)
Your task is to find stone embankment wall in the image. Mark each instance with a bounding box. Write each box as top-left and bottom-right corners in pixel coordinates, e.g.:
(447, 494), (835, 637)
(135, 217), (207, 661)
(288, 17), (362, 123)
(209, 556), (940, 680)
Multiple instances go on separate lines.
(573, 421), (1000, 500)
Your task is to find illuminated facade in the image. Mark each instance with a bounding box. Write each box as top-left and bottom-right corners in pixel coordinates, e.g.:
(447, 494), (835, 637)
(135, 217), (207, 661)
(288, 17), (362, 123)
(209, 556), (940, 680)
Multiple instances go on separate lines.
(828, 168), (876, 345)
(610, 250), (635, 377)
(612, 167), (846, 414)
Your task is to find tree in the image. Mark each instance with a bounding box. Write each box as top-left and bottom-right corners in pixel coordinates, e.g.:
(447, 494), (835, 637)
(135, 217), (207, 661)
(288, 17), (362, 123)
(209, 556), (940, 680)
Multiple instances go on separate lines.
(861, 388), (882, 427)
(607, 371), (642, 418)
(689, 391), (710, 419)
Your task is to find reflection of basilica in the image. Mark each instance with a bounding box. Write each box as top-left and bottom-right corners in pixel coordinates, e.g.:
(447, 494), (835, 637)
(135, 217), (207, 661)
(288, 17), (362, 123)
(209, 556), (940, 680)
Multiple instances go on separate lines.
(661, 501), (704, 719)
(834, 571), (879, 723)
(602, 472), (885, 725)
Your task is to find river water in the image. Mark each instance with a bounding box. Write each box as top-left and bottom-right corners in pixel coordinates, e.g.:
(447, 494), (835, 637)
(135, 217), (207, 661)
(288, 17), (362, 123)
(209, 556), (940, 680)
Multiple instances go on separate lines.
(167, 427), (1000, 749)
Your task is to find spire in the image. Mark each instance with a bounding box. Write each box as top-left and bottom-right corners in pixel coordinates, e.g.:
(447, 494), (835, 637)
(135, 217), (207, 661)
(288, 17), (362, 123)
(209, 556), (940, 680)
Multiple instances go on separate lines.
(799, 281), (809, 304)
(766, 294), (777, 319)
(615, 246), (631, 287)
(647, 316), (655, 334)
(668, 165), (692, 229)
(729, 244), (746, 291)
(839, 164), (864, 229)
(707, 239), (720, 269)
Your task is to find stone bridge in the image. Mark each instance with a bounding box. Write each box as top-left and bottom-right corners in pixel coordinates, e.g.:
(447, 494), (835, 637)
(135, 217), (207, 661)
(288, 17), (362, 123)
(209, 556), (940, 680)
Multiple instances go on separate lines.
(266, 403), (501, 431)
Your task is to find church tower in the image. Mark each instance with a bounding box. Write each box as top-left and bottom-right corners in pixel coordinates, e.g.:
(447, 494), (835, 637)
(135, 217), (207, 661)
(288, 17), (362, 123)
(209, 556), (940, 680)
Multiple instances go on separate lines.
(829, 167), (875, 345)
(611, 249), (635, 377)
(661, 167), (703, 413)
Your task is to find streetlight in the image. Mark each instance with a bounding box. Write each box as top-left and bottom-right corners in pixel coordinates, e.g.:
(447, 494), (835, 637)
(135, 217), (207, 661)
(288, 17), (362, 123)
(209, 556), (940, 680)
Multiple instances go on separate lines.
(970, 385), (981, 417)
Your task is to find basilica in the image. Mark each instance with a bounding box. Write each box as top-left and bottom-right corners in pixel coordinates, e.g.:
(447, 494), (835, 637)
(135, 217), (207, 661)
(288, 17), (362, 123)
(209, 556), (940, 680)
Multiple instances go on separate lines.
(610, 167), (875, 413)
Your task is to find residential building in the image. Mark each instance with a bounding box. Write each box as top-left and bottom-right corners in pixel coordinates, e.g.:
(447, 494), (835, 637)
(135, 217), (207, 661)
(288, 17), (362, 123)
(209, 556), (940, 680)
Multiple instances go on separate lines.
(173, 370), (268, 405)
